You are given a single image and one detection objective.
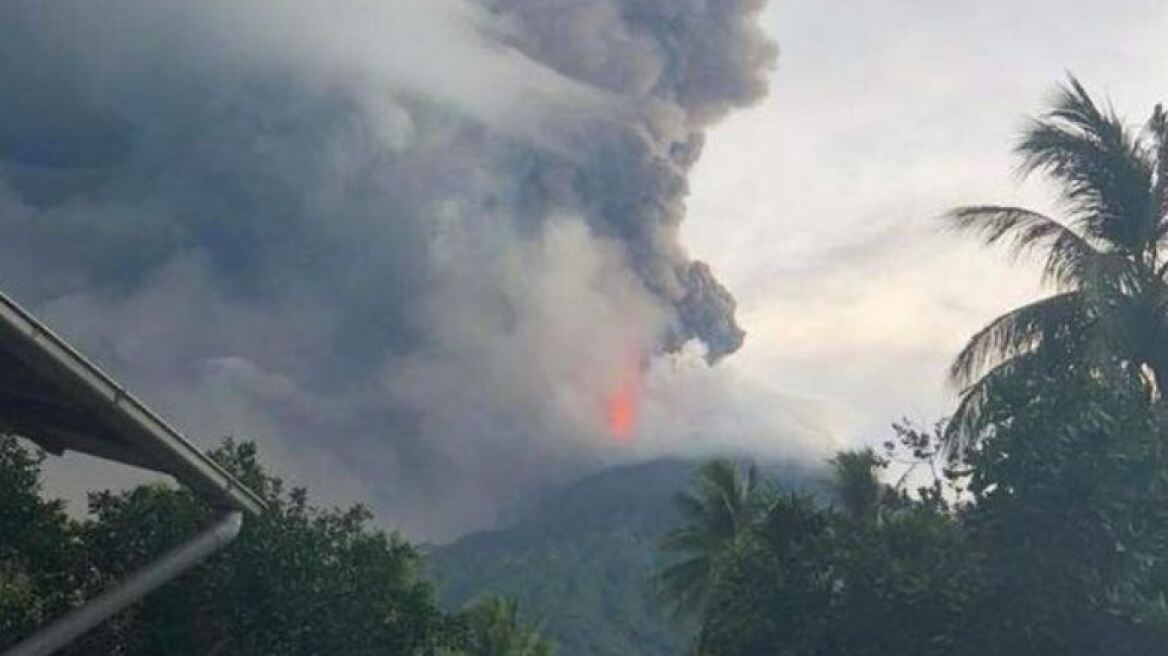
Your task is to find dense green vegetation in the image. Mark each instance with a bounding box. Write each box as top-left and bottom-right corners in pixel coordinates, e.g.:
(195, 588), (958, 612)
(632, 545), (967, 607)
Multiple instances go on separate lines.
(0, 437), (553, 655)
(662, 372), (1168, 655)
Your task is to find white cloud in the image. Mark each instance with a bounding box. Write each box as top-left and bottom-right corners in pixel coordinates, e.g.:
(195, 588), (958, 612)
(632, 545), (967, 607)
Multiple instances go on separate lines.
(684, 0), (1168, 440)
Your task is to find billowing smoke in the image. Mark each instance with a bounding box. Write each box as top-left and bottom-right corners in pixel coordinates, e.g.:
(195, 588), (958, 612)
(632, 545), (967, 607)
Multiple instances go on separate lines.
(0, 0), (831, 539)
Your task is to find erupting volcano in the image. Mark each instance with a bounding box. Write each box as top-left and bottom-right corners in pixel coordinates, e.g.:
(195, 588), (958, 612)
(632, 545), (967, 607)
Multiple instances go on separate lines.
(0, 0), (776, 540)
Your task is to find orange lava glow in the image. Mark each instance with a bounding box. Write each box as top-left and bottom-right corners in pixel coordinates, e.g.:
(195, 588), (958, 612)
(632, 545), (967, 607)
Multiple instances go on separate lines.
(605, 383), (636, 442)
(604, 360), (641, 442)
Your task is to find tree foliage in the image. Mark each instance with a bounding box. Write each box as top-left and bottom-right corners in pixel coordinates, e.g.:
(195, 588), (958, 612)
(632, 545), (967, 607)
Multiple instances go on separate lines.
(664, 373), (1168, 655)
(959, 371), (1168, 655)
(0, 435), (76, 643)
(0, 437), (545, 655)
(665, 443), (982, 656)
(657, 459), (766, 616)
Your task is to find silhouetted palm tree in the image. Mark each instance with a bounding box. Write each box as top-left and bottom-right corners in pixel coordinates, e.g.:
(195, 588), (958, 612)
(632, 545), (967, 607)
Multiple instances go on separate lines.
(657, 459), (765, 615)
(827, 449), (884, 521)
(945, 77), (1168, 446)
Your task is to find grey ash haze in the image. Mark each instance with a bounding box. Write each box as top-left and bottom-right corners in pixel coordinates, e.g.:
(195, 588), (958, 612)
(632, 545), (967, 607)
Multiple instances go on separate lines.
(0, 0), (834, 539)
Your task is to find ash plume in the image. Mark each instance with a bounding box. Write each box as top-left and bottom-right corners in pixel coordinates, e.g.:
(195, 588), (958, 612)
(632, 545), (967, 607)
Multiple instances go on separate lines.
(482, 0), (777, 360)
(0, 0), (824, 539)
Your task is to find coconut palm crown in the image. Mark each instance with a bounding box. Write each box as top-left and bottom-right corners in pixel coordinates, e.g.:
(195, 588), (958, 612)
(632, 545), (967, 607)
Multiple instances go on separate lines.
(656, 459), (765, 616)
(946, 77), (1168, 449)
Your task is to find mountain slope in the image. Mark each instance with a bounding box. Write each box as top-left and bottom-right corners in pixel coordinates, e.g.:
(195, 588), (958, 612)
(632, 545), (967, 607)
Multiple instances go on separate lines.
(431, 458), (820, 656)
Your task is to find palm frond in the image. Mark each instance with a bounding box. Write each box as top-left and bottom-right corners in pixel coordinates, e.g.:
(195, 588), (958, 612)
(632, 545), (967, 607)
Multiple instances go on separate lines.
(655, 556), (712, 616)
(945, 205), (1101, 288)
(1146, 103), (1168, 244)
(1016, 77), (1156, 254)
(949, 291), (1085, 388)
(461, 596), (554, 656)
(657, 459), (766, 617)
(755, 492), (824, 552)
(945, 351), (1046, 454)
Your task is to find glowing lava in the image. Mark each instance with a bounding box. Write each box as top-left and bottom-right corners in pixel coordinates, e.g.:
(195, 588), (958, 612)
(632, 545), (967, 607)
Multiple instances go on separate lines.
(605, 385), (636, 442)
(604, 361), (641, 442)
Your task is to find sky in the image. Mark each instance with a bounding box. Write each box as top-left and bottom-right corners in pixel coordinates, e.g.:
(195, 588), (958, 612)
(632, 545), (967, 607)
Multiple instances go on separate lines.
(686, 0), (1168, 440)
(5, 0), (1168, 541)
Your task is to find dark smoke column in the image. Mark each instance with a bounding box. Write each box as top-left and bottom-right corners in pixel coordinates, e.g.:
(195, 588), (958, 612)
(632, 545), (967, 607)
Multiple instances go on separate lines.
(486, 0), (775, 362)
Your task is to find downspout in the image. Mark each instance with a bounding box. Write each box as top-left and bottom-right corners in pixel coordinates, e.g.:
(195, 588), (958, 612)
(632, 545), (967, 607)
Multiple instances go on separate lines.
(4, 511), (244, 656)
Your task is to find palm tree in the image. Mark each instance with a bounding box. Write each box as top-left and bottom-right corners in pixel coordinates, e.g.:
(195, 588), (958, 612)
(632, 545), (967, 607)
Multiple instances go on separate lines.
(458, 596), (554, 656)
(945, 77), (1168, 447)
(827, 448), (884, 522)
(656, 459), (766, 615)
(752, 489), (826, 556)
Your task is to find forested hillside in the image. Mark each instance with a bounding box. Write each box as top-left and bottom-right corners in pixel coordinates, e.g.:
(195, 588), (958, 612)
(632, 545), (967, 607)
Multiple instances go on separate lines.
(432, 459), (820, 656)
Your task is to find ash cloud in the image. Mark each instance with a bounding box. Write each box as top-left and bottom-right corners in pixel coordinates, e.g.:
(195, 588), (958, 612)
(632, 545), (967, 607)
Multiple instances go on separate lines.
(0, 0), (823, 539)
